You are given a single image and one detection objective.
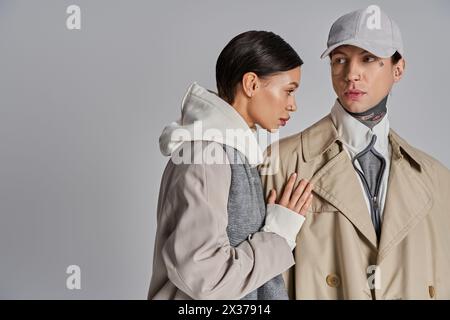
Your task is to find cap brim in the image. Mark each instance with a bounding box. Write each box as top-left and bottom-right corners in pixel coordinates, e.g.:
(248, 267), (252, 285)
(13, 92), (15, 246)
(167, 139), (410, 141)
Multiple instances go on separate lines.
(320, 39), (396, 59)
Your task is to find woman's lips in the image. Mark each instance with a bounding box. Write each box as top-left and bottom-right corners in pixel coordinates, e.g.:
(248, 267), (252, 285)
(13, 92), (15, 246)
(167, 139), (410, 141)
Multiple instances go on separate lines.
(344, 90), (366, 101)
(279, 118), (289, 126)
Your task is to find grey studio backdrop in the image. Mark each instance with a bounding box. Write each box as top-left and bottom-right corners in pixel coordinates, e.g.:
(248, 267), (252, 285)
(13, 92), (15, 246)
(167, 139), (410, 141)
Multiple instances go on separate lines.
(0, 0), (449, 299)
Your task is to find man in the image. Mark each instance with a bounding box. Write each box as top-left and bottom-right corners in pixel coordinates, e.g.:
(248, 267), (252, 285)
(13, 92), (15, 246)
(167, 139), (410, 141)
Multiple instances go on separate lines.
(260, 6), (450, 299)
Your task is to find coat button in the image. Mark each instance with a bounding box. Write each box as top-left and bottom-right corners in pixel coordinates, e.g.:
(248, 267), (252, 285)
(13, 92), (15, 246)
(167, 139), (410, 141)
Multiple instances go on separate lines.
(429, 286), (435, 298)
(326, 274), (341, 288)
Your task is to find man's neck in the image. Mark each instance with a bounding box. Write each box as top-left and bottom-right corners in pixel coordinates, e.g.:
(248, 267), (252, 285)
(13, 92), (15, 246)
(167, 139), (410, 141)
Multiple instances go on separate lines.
(343, 95), (388, 129)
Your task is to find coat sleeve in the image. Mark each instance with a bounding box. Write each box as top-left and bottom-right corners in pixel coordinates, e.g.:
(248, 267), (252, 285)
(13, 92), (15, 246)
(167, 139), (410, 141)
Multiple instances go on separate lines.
(161, 144), (295, 300)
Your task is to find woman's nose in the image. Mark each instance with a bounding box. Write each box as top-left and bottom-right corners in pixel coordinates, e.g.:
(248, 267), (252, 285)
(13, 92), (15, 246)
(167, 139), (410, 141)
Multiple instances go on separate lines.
(288, 99), (297, 112)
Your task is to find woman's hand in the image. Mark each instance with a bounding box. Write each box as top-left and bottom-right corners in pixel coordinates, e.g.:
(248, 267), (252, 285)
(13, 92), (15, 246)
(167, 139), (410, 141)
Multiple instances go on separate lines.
(267, 173), (313, 216)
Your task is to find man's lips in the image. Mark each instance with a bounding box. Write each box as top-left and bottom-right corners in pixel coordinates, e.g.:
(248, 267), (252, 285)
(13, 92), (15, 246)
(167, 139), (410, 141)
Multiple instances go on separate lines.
(279, 117), (290, 126)
(344, 89), (366, 101)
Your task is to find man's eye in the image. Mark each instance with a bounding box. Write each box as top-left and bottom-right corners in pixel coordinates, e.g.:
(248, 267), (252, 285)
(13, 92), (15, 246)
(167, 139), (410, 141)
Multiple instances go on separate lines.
(333, 58), (346, 64)
(364, 56), (376, 62)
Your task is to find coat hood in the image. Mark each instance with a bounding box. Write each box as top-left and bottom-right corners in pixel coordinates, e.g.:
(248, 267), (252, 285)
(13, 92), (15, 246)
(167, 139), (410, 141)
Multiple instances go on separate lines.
(159, 82), (264, 166)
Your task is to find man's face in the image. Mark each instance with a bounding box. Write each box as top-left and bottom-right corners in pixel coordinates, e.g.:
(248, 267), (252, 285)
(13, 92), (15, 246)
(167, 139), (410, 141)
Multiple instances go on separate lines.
(330, 45), (404, 113)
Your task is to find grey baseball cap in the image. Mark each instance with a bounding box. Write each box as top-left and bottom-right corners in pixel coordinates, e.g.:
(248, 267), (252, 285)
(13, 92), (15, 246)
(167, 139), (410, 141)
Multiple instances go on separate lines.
(320, 6), (404, 59)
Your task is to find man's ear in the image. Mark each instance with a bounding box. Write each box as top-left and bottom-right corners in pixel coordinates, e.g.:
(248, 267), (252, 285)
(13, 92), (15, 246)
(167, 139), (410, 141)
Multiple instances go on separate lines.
(393, 58), (406, 82)
(242, 72), (260, 98)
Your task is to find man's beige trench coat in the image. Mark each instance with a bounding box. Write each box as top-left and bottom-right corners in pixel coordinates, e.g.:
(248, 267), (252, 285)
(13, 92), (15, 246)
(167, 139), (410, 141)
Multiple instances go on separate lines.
(260, 115), (450, 300)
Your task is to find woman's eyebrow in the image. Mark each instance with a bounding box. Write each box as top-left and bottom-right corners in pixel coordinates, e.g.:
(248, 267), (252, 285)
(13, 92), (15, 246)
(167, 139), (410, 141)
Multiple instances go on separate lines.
(288, 81), (299, 88)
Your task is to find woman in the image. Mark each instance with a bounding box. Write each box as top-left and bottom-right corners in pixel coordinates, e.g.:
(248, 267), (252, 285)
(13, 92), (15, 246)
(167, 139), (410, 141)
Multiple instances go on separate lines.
(148, 30), (313, 300)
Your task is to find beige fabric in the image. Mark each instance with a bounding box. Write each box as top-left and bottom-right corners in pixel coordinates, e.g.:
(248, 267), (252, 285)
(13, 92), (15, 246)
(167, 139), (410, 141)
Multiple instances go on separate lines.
(260, 114), (450, 300)
(148, 141), (297, 300)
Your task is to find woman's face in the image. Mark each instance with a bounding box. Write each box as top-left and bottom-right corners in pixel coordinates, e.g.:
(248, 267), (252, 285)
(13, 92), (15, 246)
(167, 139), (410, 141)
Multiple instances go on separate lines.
(248, 67), (301, 132)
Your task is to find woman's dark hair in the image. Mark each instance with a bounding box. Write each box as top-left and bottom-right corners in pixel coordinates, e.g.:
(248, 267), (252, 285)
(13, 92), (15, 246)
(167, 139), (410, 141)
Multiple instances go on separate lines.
(216, 30), (303, 104)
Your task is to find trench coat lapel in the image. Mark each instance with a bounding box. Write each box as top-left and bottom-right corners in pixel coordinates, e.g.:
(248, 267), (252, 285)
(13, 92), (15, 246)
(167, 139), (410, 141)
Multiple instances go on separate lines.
(377, 130), (433, 262)
(310, 150), (379, 249)
(303, 116), (378, 249)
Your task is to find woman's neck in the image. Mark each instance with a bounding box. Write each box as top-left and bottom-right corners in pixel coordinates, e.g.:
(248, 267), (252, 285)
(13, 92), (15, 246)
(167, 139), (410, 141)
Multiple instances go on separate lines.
(231, 96), (256, 129)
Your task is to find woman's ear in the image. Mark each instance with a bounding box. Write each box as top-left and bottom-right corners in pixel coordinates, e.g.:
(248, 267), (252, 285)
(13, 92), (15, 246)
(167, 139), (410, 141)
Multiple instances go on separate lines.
(242, 72), (259, 98)
(393, 58), (406, 82)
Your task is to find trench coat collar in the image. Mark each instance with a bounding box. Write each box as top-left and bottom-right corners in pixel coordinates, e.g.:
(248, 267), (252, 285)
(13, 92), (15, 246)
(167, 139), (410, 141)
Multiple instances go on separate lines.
(302, 111), (423, 172)
(302, 109), (428, 250)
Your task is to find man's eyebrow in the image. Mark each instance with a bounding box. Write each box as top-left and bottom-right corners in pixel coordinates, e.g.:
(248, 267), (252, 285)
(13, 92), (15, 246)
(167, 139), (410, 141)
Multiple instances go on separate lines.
(359, 50), (372, 55)
(331, 50), (346, 56)
(332, 48), (372, 56)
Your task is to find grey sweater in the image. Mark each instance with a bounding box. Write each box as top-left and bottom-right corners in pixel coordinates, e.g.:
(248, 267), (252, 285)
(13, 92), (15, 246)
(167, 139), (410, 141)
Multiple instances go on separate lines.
(224, 145), (289, 300)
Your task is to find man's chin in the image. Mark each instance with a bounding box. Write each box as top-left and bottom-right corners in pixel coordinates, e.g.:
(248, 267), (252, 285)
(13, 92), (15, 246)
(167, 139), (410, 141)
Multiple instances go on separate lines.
(340, 98), (370, 114)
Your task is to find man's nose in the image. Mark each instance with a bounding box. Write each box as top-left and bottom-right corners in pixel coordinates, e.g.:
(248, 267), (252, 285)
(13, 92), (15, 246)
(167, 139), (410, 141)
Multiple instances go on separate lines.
(345, 60), (362, 82)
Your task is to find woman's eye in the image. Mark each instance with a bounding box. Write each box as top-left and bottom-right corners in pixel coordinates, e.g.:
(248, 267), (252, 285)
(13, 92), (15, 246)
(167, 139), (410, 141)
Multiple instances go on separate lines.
(287, 90), (295, 96)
